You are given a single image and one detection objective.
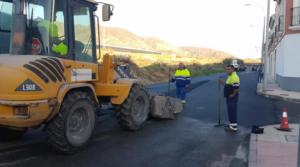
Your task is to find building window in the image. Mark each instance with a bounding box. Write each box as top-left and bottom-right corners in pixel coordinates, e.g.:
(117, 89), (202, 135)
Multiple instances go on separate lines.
(0, 1), (13, 54)
(294, 0), (300, 7)
(292, 0), (300, 26)
(73, 6), (94, 62)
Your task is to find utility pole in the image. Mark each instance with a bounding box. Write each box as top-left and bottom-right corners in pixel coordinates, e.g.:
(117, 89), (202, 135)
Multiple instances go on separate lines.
(244, 2), (267, 83)
(263, 0), (271, 91)
(298, 121), (300, 167)
(260, 17), (266, 79)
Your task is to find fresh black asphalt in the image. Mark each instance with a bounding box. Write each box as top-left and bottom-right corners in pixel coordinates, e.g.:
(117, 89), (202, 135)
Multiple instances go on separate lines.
(0, 71), (299, 167)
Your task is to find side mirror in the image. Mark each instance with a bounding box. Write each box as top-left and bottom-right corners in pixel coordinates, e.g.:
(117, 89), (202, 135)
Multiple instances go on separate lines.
(102, 4), (112, 21)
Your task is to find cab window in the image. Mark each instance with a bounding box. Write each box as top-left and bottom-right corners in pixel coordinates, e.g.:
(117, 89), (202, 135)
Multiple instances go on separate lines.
(0, 1), (13, 54)
(73, 6), (94, 62)
(26, 0), (68, 57)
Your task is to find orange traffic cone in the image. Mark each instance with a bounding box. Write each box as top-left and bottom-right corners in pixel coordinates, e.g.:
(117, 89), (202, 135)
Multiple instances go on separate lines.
(276, 107), (291, 131)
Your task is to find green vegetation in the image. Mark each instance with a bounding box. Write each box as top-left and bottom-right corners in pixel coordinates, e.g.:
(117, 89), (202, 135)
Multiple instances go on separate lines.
(188, 64), (224, 77)
(125, 58), (224, 84)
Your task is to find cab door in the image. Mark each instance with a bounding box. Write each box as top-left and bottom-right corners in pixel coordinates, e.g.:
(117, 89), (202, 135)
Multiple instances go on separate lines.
(70, 0), (98, 82)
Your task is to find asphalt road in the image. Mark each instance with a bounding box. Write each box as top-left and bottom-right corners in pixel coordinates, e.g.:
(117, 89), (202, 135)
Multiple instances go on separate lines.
(0, 71), (299, 167)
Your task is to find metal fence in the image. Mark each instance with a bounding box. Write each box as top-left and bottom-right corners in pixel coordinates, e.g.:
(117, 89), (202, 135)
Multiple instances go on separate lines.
(291, 6), (300, 26)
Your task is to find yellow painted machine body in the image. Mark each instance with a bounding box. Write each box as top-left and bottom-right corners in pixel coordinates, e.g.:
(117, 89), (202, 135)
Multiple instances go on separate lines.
(0, 0), (152, 154)
(0, 54), (135, 128)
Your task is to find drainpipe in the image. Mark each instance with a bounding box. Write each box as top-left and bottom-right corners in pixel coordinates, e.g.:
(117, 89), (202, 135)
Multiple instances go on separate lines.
(261, 17), (266, 73)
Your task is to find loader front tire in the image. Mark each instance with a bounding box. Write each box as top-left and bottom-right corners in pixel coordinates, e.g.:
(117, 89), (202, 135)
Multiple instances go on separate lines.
(116, 84), (150, 130)
(46, 91), (96, 154)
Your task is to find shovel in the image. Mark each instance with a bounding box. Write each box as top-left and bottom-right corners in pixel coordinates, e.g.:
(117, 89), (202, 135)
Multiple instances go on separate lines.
(214, 77), (226, 127)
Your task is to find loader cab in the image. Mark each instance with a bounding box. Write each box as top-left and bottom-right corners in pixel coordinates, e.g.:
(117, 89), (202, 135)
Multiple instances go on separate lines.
(0, 0), (13, 54)
(0, 0), (112, 63)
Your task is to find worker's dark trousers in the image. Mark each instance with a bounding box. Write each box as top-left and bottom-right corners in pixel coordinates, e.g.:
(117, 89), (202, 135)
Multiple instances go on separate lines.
(226, 95), (239, 124)
(176, 86), (186, 100)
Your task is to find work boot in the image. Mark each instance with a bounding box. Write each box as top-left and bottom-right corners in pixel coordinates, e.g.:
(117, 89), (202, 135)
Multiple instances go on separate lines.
(225, 124), (238, 132)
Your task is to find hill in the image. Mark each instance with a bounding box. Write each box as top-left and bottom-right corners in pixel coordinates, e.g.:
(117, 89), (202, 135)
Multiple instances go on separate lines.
(100, 26), (234, 59)
(244, 58), (261, 64)
(99, 26), (235, 84)
(179, 47), (234, 59)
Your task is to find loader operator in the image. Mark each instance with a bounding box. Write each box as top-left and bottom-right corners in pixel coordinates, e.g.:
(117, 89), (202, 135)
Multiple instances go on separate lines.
(171, 62), (191, 104)
(219, 65), (240, 132)
(37, 15), (68, 56)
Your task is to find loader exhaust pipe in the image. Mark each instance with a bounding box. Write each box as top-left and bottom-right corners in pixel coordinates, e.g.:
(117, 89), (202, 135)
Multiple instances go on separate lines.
(10, 0), (26, 54)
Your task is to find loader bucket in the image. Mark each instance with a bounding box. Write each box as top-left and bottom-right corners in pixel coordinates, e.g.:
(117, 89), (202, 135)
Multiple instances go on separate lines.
(150, 96), (183, 119)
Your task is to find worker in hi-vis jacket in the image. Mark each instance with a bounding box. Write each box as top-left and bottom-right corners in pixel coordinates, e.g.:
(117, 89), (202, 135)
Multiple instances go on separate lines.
(171, 62), (191, 104)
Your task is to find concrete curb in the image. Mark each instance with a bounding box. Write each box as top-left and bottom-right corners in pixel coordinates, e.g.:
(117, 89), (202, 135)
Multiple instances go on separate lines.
(257, 91), (300, 103)
(248, 134), (257, 167)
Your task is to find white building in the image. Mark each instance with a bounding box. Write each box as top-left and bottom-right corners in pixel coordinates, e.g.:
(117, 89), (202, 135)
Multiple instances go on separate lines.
(267, 0), (300, 91)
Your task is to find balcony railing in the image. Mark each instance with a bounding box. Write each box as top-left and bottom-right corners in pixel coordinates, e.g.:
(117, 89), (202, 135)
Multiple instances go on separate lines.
(291, 6), (300, 26)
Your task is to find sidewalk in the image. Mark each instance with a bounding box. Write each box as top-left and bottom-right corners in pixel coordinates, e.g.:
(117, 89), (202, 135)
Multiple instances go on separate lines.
(257, 82), (300, 103)
(248, 124), (299, 167)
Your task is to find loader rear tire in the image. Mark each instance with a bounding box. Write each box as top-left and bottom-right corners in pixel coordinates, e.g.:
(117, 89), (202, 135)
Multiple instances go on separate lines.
(116, 84), (150, 130)
(0, 127), (26, 141)
(46, 91), (96, 154)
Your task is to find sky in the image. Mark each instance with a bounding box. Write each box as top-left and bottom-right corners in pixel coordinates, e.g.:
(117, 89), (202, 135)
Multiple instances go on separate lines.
(98, 0), (275, 59)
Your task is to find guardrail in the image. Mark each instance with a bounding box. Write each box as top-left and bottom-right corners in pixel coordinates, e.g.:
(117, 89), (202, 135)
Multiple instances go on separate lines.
(99, 45), (161, 55)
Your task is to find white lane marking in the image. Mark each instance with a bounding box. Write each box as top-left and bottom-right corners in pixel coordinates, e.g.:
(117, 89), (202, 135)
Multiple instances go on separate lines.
(0, 157), (36, 167)
(210, 144), (247, 167)
(0, 148), (27, 156)
(196, 106), (205, 110)
(93, 135), (111, 142)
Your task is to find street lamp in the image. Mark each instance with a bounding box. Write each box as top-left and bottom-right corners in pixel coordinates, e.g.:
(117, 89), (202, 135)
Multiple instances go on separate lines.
(263, 0), (271, 92)
(244, 0), (271, 91)
(244, 3), (266, 63)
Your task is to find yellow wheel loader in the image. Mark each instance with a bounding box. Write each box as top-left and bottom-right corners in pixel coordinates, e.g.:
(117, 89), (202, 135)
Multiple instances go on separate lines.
(0, 0), (151, 154)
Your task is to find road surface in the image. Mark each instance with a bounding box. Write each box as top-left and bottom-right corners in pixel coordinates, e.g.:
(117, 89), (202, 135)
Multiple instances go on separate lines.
(0, 71), (299, 167)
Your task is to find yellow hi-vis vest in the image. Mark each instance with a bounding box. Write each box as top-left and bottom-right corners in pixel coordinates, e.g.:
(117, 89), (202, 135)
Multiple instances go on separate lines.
(38, 20), (68, 56)
(224, 71), (240, 97)
(173, 68), (191, 86)
(226, 72), (240, 86)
